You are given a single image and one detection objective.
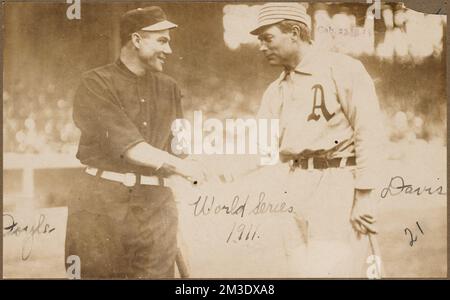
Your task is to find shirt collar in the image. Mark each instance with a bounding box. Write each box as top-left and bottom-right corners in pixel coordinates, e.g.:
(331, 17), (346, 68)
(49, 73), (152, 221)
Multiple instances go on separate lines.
(115, 58), (146, 79)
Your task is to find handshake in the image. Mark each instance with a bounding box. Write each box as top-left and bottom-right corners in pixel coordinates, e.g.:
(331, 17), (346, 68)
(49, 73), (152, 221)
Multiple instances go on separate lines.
(161, 152), (263, 186)
(174, 157), (235, 185)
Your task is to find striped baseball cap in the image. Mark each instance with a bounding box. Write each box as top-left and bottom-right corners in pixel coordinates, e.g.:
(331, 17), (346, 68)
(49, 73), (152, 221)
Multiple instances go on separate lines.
(250, 2), (311, 35)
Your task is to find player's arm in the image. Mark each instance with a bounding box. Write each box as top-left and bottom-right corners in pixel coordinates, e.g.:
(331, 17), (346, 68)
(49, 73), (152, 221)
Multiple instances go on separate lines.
(343, 61), (384, 190)
(124, 142), (208, 183)
(73, 74), (208, 183)
(337, 60), (385, 234)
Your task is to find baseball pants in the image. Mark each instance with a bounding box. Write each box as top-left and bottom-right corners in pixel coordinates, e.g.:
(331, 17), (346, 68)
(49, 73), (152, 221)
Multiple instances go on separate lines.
(278, 164), (372, 278)
(65, 172), (178, 279)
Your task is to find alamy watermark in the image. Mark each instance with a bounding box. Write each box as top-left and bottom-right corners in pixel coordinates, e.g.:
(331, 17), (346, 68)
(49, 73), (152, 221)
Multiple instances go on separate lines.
(366, 0), (382, 20)
(66, 255), (81, 279)
(171, 111), (280, 165)
(66, 0), (81, 20)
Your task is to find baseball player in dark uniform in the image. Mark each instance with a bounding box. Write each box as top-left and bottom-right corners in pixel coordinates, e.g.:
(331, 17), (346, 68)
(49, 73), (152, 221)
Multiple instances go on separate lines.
(250, 3), (384, 277)
(65, 6), (208, 278)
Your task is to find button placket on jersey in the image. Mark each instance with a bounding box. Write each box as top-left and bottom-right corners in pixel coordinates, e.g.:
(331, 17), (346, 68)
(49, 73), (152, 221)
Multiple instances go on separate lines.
(278, 71), (296, 147)
(137, 77), (149, 134)
(284, 71), (296, 101)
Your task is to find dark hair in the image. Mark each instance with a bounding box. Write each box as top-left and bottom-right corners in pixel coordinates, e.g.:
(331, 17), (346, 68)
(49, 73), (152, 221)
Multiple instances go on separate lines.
(121, 30), (152, 47)
(121, 34), (132, 47)
(276, 20), (312, 44)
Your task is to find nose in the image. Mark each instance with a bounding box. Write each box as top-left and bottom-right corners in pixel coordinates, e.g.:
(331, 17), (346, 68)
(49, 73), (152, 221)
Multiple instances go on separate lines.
(259, 42), (268, 52)
(164, 43), (172, 55)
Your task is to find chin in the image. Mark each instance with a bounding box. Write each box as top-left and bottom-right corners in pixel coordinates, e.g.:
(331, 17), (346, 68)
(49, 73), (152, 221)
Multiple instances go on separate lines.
(265, 57), (281, 66)
(267, 60), (281, 66)
(148, 64), (163, 72)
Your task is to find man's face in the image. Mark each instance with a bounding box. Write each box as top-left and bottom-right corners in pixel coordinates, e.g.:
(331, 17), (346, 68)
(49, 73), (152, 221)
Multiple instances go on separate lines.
(257, 25), (296, 66)
(135, 29), (172, 72)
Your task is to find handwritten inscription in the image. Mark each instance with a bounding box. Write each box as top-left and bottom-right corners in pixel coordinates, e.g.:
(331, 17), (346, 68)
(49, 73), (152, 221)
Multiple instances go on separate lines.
(404, 221), (425, 247)
(226, 222), (260, 243)
(190, 192), (294, 244)
(192, 194), (247, 217)
(3, 213), (56, 260)
(191, 192), (294, 218)
(380, 176), (446, 199)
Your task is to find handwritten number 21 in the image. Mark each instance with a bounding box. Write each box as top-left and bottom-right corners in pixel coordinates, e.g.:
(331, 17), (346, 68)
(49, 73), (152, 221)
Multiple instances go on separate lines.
(404, 221), (424, 247)
(404, 228), (417, 247)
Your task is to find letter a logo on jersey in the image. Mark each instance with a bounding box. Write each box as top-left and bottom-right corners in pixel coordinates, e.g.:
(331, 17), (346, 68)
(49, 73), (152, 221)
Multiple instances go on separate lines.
(307, 84), (335, 122)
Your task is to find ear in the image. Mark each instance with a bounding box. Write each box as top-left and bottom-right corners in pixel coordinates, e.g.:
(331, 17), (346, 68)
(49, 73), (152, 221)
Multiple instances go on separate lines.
(131, 32), (141, 49)
(290, 25), (301, 42)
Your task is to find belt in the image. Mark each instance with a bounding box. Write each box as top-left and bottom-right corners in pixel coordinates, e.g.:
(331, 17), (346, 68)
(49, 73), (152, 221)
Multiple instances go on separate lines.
(281, 156), (356, 171)
(85, 167), (166, 187)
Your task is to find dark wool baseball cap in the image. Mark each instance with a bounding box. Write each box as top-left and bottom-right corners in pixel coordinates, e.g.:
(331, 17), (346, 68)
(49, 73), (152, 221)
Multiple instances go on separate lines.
(120, 6), (177, 44)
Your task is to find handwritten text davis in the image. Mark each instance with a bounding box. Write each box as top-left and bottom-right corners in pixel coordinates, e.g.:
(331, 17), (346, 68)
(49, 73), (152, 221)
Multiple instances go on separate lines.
(170, 111), (280, 165)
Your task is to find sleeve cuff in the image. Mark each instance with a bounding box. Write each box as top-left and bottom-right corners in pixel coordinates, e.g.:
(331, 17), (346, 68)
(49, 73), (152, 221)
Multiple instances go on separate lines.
(118, 138), (146, 160)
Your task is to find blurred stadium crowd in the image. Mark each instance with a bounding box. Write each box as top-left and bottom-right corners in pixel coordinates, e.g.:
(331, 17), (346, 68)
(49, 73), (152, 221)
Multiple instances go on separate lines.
(3, 3), (446, 155)
(3, 83), (79, 154)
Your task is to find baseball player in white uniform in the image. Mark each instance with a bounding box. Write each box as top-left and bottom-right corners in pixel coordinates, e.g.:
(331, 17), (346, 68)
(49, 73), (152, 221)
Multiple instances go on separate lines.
(249, 3), (384, 277)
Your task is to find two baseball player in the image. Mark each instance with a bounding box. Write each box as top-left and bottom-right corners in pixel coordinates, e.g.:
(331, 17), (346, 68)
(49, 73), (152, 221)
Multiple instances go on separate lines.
(247, 2), (384, 277)
(68, 2), (383, 278)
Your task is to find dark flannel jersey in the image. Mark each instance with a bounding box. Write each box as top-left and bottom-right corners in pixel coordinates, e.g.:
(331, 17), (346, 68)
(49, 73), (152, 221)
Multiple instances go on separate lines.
(73, 59), (183, 177)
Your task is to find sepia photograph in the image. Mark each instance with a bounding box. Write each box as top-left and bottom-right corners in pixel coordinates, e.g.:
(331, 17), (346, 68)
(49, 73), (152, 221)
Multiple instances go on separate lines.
(2, 0), (447, 280)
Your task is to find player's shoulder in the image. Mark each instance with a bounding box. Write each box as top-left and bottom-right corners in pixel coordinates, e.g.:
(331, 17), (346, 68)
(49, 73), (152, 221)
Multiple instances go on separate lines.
(82, 63), (116, 79)
(322, 51), (365, 73)
(81, 64), (180, 90)
(80, 63), (118, 88)
(318, 50), (362, 71)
